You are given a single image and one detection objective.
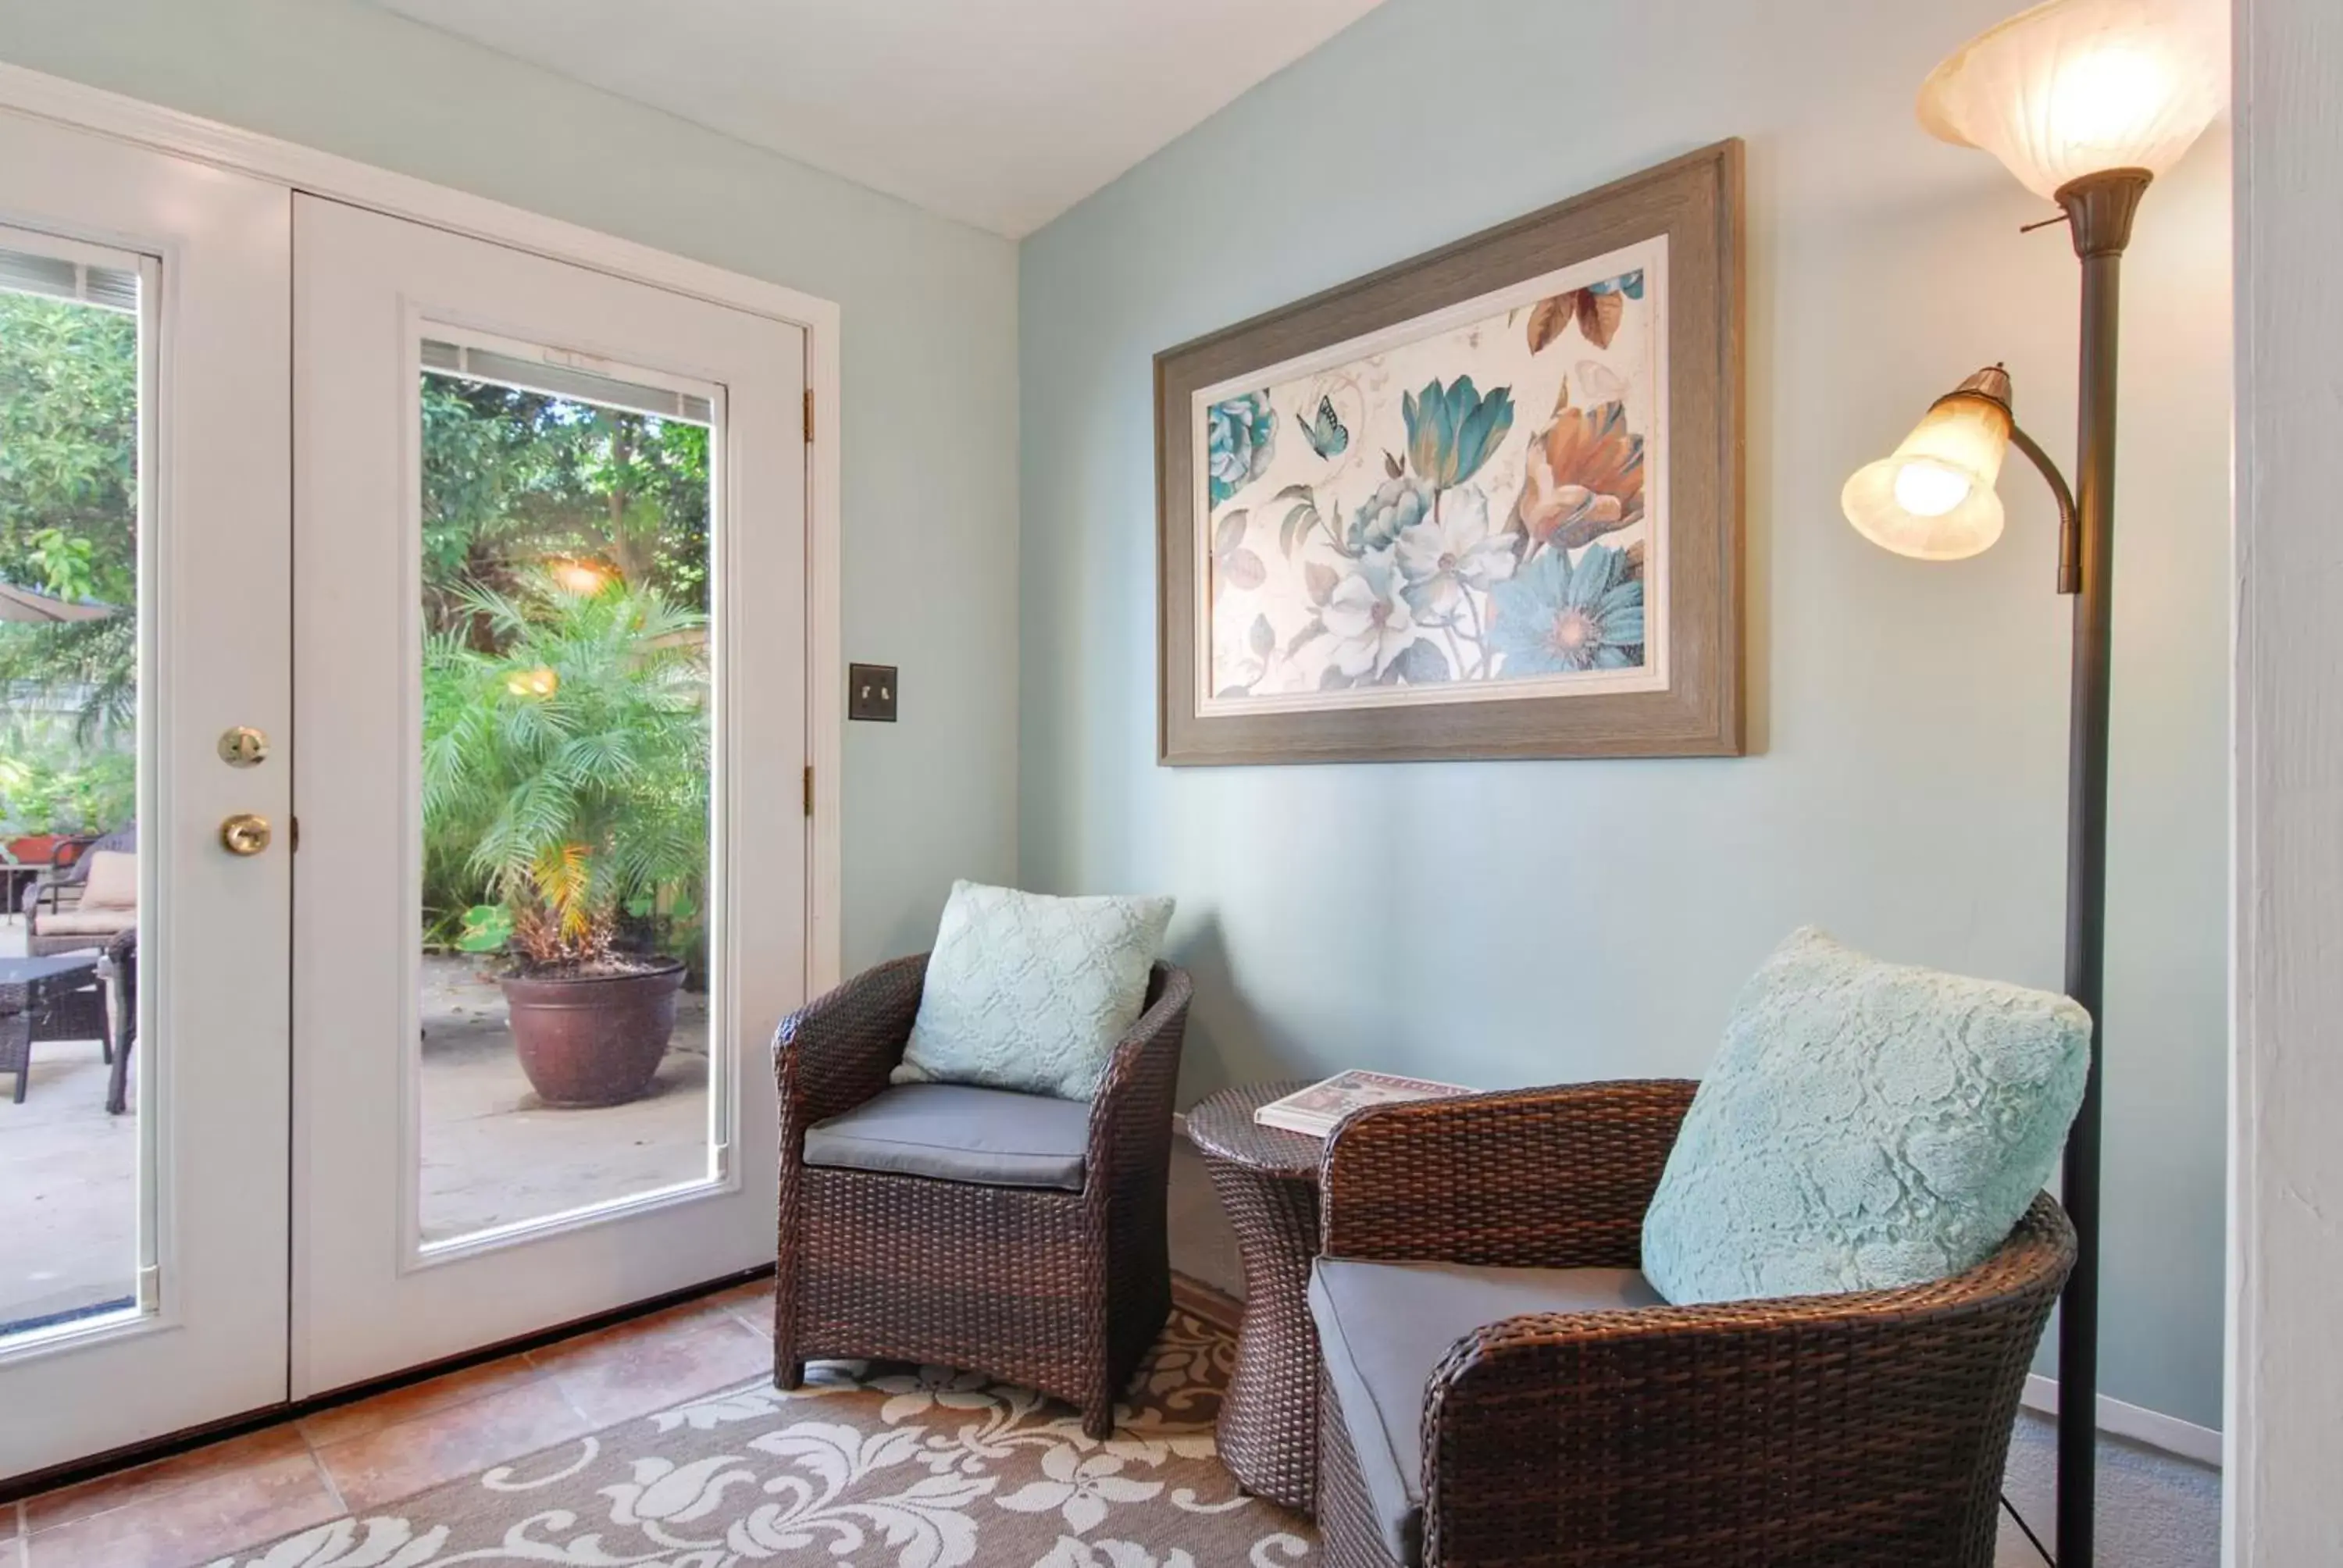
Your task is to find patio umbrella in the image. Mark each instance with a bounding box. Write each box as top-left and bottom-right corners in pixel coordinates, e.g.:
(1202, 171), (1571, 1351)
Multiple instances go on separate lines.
(0, 581), (115, 624)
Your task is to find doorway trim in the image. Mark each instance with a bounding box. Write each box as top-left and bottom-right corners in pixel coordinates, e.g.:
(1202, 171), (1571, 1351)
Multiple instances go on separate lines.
(0, 58), (846, 990)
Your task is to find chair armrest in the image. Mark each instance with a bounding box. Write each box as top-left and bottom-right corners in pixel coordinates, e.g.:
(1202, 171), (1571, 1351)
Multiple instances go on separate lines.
(1414, 1194), (2075, 1565)
(1320, 1079), (1697, 1268)
(772, 952), (927, 1144)
(1084, 964), (1193, 1196)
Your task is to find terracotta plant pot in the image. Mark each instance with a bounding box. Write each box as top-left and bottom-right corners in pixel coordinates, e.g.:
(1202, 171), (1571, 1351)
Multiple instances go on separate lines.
(8, 834), (63, 866)
(501, 958), (684, 1107)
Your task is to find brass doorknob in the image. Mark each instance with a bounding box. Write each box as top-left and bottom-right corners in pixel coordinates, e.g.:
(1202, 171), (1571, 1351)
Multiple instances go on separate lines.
(219, 814), (272, 857)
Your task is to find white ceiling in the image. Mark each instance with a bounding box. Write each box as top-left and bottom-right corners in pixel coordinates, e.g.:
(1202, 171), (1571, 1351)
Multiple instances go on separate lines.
(366, 0), (1388, 237)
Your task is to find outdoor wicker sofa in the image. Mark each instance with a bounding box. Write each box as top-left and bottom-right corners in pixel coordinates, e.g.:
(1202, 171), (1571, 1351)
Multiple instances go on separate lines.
(1311, 1082), (2077, 1568)
(771, 951), (1193, 1438)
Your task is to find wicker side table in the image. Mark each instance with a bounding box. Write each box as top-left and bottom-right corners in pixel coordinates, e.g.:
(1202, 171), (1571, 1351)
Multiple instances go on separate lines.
(1186, 1080), (1324, 1516)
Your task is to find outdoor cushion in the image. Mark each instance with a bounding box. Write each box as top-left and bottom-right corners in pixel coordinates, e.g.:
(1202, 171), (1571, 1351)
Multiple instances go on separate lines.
(31, 907), (136, 937)
(1642, 925), (2090, 1305)
(893, 879), (1174, 1100)
(803, 1082), (1090, 1192)
(1309, 1256), (1661, 1566)
(78, 849), (137, 911)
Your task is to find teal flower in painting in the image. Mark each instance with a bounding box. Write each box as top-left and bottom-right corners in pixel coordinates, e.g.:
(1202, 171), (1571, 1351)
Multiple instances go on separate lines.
(1402, 376), (1514, 490)
(1207, 391), (1276, 506)
(1485, 543), (1645, 674)
(1346, 472), (1435, 555)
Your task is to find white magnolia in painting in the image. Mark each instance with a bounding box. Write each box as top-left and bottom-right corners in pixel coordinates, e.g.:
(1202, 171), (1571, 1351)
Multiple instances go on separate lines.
(1199, 238), (1665, 713)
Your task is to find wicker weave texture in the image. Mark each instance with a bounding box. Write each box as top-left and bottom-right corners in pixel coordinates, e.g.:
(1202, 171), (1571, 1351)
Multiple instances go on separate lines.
(773, 953), (1191, 1440)
(1187, 1081), (1326, 1515)
(1315, 1082), (2077, 1567)
(0, 954), (111, 1106)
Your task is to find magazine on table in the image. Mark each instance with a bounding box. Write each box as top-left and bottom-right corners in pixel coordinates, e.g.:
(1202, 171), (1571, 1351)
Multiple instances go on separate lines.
(1252, 1069), (1475, 1138)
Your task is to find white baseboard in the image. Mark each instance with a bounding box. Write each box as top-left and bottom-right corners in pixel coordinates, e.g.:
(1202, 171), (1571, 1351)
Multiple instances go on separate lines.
(2021, 1374), (2223, 1467)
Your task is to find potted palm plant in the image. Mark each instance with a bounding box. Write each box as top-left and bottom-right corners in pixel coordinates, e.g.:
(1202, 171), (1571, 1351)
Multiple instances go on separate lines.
(423, 569), (708, 1107)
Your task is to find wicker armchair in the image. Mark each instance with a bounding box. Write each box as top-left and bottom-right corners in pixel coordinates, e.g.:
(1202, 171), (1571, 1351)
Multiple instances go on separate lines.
(27, 822), (137, 958)
(1314, 1082), (2077, 1568)
(772, 952), (1193, 1438)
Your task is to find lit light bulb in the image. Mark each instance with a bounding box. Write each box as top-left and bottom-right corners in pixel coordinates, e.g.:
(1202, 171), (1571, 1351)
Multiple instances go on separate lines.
(1892, 459), (1977, 519)
(506, 667), (558, 698)
(1842, 370), (2018, 561)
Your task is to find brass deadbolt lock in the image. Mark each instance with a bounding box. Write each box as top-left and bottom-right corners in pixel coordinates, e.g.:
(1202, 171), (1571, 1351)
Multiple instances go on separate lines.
(218, 727), (269, 768)
(219, 814), (272, 857)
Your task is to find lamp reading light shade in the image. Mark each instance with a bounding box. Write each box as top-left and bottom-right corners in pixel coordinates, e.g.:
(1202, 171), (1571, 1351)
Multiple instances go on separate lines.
(1841, 367), (2016, 561)
(1917, 0), (2226, 201)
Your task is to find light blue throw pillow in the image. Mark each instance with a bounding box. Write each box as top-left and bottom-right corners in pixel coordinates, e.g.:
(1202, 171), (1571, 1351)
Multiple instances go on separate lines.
(894, 881), (1175, 1101)
(1642, 927), (2089, 1304)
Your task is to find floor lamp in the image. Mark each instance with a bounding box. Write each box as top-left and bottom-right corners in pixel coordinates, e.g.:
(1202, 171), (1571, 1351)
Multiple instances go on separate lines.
(1838, 3), (2225, 1565)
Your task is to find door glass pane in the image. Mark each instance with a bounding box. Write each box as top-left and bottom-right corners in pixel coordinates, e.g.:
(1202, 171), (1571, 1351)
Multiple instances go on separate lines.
(0, 241), (144, 1340)
(416, 336), (719, 1248)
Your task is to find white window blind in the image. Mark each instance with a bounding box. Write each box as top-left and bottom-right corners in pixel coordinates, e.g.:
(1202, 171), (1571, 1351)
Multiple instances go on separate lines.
(0, 245), (137, 312)
(420, 338), (712, 426)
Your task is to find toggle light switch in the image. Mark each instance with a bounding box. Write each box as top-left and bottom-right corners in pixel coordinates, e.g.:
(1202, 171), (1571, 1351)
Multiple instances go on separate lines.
(848, 663), (898, 722)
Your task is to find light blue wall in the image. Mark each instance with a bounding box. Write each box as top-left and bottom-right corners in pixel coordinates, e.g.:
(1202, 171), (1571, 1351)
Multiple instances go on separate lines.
(1019, 0), (2230, 1430)
(0, 0), (1021, 970)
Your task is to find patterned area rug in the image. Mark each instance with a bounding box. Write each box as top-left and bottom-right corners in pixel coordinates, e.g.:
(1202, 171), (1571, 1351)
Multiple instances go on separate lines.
(209, 1311), (1317, 1567)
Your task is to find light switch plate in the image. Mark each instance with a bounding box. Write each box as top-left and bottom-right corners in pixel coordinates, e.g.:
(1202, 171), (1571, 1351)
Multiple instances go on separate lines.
(848, 662), (898, 722)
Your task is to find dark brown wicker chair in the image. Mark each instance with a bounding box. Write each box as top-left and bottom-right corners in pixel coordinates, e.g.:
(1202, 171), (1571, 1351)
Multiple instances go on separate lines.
(772, 952), (1193, 1438)
(1314, 1082), (2077, 1568)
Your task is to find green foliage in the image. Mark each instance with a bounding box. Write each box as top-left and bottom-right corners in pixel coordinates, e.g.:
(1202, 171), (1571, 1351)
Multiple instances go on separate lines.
(0, 292), (137, 603)
(420, 570), (707, 972)
(0, 291), (140, 733)
(0, 716), (134, 837)
(422, 377), (711, 630)
(455, 904), (514, 954)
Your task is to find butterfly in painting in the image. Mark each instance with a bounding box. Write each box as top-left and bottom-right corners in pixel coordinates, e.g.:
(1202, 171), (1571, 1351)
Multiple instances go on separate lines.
(1297, 394), (1350, 460)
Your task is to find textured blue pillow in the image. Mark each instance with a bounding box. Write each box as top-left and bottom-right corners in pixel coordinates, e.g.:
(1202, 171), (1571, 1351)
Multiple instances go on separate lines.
(1642, 927), (2089, 1304)
(894, 881), (1175, 1101)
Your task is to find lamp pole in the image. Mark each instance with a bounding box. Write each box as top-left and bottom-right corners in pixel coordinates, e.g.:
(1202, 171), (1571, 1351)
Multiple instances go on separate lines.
(2052, 165), (2147, 1568)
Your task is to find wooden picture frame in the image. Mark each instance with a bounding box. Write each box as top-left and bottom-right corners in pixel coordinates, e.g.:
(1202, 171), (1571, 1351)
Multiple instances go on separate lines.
(1156, 140), (1744, 765)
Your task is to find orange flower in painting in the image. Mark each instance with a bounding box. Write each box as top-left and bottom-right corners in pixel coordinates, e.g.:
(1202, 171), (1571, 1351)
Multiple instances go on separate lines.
(1515, 398), (1646, 551)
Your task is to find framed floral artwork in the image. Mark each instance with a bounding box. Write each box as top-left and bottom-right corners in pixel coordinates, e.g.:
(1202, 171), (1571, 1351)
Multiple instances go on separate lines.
(1156, 141), (1743, 764)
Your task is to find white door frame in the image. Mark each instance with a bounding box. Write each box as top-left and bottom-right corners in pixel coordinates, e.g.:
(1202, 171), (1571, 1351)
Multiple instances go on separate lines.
(0, 59), (843, 995)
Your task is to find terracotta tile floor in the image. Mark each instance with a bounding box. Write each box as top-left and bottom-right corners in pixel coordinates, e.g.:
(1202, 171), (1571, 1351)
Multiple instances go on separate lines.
(6, 1277), (776, 1568)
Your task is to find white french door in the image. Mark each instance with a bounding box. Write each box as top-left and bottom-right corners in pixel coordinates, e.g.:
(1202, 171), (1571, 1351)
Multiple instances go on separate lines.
(2, 116), (808, 1480)
(0, 111), (293, 1477)
(290, 197), (803, 1396)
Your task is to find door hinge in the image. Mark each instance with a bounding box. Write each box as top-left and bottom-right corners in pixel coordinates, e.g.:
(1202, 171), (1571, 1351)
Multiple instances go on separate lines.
(289, 814), (300, 853)
(803, 764), (814, 818)
(803, 388), (815, 444)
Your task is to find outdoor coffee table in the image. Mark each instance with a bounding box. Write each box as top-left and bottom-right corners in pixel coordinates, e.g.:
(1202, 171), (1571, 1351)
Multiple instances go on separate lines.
(0, 953), (112, 1105)
(1186, 1079), (1323, 1515)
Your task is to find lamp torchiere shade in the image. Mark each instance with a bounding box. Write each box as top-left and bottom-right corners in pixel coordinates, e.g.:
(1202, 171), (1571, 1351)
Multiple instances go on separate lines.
(1917, 0), (2227, 200)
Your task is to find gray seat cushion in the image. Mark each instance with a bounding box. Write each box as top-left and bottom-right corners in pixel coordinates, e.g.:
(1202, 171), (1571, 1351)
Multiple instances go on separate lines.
(803, 1082), (1089, 1192)
(1309, 1256), (1663, 1566)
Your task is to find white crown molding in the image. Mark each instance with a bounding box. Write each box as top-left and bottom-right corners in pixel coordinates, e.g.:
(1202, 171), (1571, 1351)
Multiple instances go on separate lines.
(0, 55), (846, 992)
